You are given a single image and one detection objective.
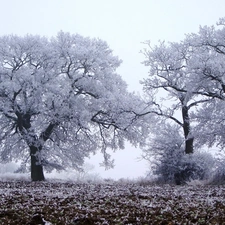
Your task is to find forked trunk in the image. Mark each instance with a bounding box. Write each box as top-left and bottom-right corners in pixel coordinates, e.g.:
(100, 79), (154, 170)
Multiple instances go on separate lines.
(30, 145), (45, 181)
(16, 110), (58, 181)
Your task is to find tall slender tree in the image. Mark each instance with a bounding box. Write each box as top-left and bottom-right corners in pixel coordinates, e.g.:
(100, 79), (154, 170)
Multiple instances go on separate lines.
(141, 41), (207, 154)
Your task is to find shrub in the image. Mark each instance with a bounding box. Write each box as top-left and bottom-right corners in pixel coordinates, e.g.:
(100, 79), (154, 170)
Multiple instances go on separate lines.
(174, 152), (215, 184)
(151, 149), (215, 185)
(144, 123), (215, 184)
(210, 157), (225, 185)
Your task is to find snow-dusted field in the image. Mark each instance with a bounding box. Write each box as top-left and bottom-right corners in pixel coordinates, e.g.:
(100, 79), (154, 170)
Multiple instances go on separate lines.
(1, 181), (225, 225)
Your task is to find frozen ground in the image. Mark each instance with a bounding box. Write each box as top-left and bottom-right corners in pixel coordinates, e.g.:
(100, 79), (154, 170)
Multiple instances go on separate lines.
(1, 163), (225, 224)
(1, 179), (225, 224)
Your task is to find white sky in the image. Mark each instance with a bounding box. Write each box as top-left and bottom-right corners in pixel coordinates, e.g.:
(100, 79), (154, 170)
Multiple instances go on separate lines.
(1, 0), (225, 179)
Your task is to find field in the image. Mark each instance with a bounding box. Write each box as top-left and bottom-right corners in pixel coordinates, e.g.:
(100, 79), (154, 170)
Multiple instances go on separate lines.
(1, 180), (225, 225)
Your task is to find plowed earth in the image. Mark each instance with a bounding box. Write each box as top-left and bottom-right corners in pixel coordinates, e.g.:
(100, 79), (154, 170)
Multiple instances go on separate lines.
(0, 181), (225, 225)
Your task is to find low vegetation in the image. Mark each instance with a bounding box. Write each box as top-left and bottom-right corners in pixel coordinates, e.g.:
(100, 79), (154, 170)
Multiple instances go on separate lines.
(1, 180), (225, 224)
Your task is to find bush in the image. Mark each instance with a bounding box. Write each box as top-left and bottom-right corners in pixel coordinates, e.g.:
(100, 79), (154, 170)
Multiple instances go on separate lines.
(174, 152), (215, 184)
(151, 149), (215, 185)
(150, 146), (183, 184)
(210, 157), (225, 185)
(144, 123), (215, 184)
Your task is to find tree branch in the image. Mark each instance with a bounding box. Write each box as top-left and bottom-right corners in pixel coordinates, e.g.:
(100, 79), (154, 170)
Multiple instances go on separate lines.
(40, 122), (59, 142)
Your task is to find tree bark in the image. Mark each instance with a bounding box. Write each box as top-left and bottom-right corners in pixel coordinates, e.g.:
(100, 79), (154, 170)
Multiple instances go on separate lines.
(30, 145), (45, 181)
(29, 122), (58, 181)
(15, 110), (45, 181)
(16, 108), (58, 181)
(184, 138), (194, 154)
(182, 105), (194, 154)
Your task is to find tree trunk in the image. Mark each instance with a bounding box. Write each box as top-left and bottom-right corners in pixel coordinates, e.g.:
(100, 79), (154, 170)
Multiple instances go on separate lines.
(182, 105), (194, 154)
(16, 110), (58, 181)
(185, 137), (194, 154)
(30, 145), (45, 181)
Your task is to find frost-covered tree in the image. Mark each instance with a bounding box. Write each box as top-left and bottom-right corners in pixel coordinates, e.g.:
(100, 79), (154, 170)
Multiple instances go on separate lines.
(141, 18), (225, 184)
(184, 18), (225, 149)
(0, 32), (149, 181)
(141, 41), (208, 154)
